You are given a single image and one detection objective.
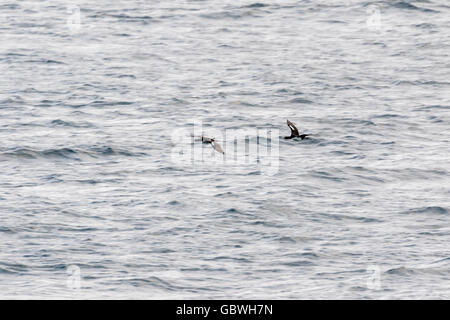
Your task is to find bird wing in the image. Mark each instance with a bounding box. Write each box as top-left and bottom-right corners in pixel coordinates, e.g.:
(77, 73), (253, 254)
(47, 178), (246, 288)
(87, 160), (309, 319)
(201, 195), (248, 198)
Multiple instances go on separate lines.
(286, 119), (299, 136)
(211, 140), (224, 154)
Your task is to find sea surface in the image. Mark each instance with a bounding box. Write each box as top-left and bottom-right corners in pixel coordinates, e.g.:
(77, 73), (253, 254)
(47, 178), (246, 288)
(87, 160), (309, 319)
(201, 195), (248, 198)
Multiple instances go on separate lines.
(0, 0), (449, 299)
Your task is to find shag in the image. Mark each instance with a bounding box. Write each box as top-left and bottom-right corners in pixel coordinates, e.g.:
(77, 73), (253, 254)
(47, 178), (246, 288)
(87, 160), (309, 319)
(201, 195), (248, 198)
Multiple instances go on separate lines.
(284, 119), (309, 140)
(201, 136), (224, 154)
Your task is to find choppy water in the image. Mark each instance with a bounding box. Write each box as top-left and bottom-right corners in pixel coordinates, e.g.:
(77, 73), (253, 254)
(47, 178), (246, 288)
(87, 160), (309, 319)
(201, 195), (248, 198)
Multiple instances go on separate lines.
(1, 0), (449, 299)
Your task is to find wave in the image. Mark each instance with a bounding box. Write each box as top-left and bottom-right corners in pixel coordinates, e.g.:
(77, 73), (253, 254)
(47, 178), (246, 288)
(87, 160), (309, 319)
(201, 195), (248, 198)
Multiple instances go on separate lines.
(99, 13), (155, 24)
(403, 206), (448, 215)
(388, 1), (439, 13)
(50, 119), (95, 128)
(242, 3), (268, 9)
(0, 145), (146, 160)
(393, 80), (450, 86)
(386, 259), (450, 276)
(0, 262), (28, 275)
(289, 98), (313, 104)
(318, 212), (383, 223)
(24, 59), (65, 64)
(416, 105), (450, 111)
(199, 10), (257, 20)
(414, 23), (436, 29)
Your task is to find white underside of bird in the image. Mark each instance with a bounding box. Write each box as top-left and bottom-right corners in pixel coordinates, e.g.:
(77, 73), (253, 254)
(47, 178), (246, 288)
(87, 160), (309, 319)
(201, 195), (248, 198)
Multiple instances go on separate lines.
(191, 134), (225, 154)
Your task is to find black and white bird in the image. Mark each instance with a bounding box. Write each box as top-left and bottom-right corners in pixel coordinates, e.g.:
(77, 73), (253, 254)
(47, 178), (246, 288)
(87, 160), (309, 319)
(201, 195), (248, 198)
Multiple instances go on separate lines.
(201, 136), (224, 154)
(284, 119), (309, 140)
(191, 133), (224, 154)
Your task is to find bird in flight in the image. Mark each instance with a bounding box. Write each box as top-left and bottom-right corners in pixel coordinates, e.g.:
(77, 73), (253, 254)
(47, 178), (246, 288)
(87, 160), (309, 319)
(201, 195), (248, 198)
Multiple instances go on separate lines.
(284, 119), (309, 140)
(190, 134), (225, 154)
(201, 136), (225, 154)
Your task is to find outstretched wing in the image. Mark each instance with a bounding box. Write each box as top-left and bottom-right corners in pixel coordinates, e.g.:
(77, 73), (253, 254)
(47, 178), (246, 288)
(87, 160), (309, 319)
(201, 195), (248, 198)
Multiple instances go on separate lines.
(200, 136), (224, 154)
(211, 140), (224, 154)
(286, 119), (299, 137)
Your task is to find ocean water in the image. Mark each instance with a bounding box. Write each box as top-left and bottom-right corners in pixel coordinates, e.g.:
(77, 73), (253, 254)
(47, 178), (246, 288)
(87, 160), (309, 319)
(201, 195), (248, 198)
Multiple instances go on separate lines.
(0, 0), (449, 299)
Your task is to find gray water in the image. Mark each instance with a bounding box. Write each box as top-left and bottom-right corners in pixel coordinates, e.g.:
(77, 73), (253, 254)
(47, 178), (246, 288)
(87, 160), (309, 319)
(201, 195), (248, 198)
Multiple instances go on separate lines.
(1, 0), (449, 299)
